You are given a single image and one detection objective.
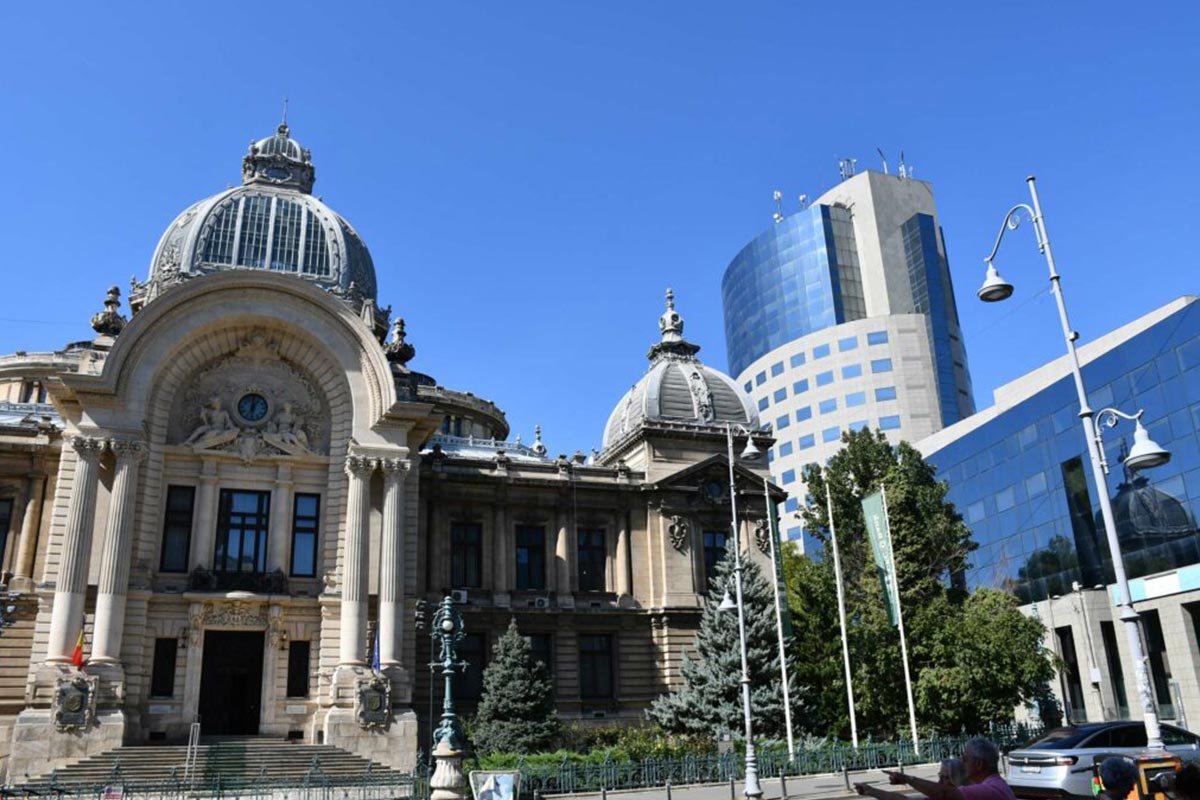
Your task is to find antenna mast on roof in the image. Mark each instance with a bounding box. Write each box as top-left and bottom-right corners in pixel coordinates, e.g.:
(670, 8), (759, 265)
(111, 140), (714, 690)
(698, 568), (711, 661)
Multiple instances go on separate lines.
(899, 151), (911, 180)
(772, 190), (784, 224)
(281, 96), (289, 127)
(798, 194), (809, 210)
(876, 148), (889, 175)
(838, 157), (857, 181)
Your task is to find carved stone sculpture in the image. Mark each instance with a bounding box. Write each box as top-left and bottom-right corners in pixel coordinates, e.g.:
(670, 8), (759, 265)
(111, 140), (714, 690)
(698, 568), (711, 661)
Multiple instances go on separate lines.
(754, 519), (773, 555)
(668, 515), (690, 552)
(53, 674), (98, 732)
(356, 674), (392, 730)
(185, 397), (237, 446)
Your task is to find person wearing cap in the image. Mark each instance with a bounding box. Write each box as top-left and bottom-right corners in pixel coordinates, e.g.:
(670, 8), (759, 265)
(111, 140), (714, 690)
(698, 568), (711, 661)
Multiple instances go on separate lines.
(1097, 756), (1139, 800)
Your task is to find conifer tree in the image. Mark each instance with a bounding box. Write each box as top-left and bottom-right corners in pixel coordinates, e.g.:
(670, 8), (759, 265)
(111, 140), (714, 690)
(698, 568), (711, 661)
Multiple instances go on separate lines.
(647, 546), (807, 740)
(471, 618), (560, 755)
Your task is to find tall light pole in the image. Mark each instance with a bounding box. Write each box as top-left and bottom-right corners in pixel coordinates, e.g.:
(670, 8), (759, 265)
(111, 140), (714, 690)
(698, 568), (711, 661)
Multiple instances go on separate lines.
(980, 176), (1172, 749)
(761, 477), (796, 763)
(717, 421), (765, 799)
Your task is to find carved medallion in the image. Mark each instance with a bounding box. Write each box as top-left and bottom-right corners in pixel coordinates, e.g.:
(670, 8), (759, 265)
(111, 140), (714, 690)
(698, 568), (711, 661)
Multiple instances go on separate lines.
(754, 519), (773, 555)
(356, 674), (392, 730)
(668, 515), (690, 552)
(53, 674), (97, 732)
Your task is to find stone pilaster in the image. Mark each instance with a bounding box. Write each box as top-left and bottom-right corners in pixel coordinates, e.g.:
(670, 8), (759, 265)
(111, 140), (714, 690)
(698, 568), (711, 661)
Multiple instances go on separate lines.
(90, 439), (146, 665)
(10, 469), (47, 591)
(492, 503), (509, 606)
(616, 512), (632, 599)
(339, 455), (374, 666)
(189, 459), (219, 570)
(267, 463), (294, 574)
(46, 436), (106, 664)
(555, 507), (573, 608)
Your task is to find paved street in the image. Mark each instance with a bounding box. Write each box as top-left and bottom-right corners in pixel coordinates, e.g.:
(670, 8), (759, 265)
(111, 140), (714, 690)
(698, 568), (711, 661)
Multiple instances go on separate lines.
(546, 762), (940, 800)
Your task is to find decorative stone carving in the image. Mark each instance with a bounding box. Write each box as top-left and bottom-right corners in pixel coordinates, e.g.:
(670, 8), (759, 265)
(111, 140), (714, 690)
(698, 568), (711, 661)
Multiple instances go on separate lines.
(344, 455), (376, 479)
(668, 515), (690, 552)
(267, 605), (286, 649)
(687, 368), (715, 423)
(70, 435), (106, 463)
(188, 603), (204, 647)
(90, 286), (128, 336)
(109, 438), (147, 463)
(53, 674), (98, 732)
(202, 600), (268, 629)
(185, 397), (237, 446)
(356, 673), (392, 730)
(384, 317), (416, 366)
(753, 519), (773, 555)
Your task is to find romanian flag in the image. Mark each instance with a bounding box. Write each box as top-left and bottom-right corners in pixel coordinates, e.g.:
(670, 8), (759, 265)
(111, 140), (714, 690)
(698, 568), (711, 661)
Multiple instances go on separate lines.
(71, 616), (85, 668)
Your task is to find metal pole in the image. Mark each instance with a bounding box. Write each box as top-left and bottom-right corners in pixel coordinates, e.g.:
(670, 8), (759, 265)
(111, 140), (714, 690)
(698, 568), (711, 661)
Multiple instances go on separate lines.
(763, 477), (796, 763)
(1025, 176), (1163, 750)
(826, 484), (859, 749)
(880, 486), (919, 754)
(727, 423), (762, 799)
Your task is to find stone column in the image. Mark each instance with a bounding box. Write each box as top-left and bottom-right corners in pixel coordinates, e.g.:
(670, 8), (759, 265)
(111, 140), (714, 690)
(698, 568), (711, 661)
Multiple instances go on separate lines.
(339, 455), (374, 666)
(379, 458), (410, 668)
(10, 469), (46, 591)
(267, 464), (294, 575)
(555, 508), (573, 608)
(46, 436), (106, 664)
(91, 440), (146, 664)
(492, 504), (509, 605)
(189, 459), (219, 570)
(616, 512), (632, 598)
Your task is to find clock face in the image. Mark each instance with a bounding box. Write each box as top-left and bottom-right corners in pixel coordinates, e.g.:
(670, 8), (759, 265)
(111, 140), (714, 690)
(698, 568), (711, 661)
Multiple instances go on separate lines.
(265, 166), (292, 181)
(237, 393), (269, 423)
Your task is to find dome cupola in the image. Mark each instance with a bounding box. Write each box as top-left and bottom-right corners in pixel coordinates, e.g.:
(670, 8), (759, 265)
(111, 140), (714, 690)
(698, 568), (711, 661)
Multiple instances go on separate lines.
(602, 289), (759, 450)
(242, 120), (316, 194)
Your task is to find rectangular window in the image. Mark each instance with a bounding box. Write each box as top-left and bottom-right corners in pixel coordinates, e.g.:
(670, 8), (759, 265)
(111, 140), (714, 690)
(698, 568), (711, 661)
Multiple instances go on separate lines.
(527, 633), (553, 672)
(796, 406), (812, 422)
(215, 490), (270, 574)
(1056, 626), (1088, 724)
(875, 386), (897, 401)
(867, 331), (889, 345)
(784, 498), (799, 512)
(160, 485), (195, 573)
(816, 370), (834, 386)
(515, 525), (546, 590)
(871, 358), (894, 373)
(799, 434), (816, 449)
(458, 633), (487, 703)
(286, 641), (311, 698)
(879, 415), (901, 431)
(757, 397), (769, 411)
(0, 499), (12, 572)
(1100, 620), (1128, 717)
(841, 364), (863, 379)
(580, 635), (614, 699)
(838, 336), (858, 352)
(577, 528), (607, 591)
(451, 523), (483, 588)
(781, 469), (796, 484)
(778, 442), (793, 457)
(773, 388), (787, 402)
(822, 426), (840, 443)
(770, 362), (784, 377)
(846, 391), (866, 407)
(813, 344), (831, 359)
(290, 493), (320, 577)
(789, 353), (806, 368)
(755, 371), (767, 386)
(1061, 456), (1103, 586)
(743, 381), (752, 393)
(702, 530), (728, 583)
(793, 379), (809, 394)
(848, 420), (869, 432)
(150, 638), (178, 697)
(819, 398), (838, 414)
(775, 414), (790, 430)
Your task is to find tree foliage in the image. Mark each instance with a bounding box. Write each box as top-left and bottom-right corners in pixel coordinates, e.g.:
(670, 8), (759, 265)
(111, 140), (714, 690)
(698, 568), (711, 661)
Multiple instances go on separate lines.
(787, 428), (1055, 736)
(471, 619), (560, 755)
(647, 545), (809, 740)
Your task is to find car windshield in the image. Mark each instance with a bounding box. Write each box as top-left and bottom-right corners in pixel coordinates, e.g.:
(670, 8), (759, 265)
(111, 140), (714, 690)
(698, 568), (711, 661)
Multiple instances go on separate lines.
(1025, 728), (1097, 749)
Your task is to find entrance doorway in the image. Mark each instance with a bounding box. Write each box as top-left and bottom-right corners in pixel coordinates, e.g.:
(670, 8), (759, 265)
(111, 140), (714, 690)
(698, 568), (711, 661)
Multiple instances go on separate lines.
(198, 631), (264, 736)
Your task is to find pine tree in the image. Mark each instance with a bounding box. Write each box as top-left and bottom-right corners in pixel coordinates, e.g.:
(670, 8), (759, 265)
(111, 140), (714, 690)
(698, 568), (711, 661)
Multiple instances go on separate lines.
(647, 545), (807, 740)
(471, 619), (560, 755)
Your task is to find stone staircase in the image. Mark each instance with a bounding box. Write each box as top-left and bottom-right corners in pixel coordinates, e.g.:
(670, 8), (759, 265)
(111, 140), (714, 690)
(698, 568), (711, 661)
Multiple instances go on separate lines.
(14, 739), (412, 790)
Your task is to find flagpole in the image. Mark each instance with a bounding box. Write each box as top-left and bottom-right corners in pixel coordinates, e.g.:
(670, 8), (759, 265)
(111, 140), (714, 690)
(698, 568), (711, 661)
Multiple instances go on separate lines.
(881, 485), (919, 755)
(826, 483), (859, 749)
(762, 478), (795, 763)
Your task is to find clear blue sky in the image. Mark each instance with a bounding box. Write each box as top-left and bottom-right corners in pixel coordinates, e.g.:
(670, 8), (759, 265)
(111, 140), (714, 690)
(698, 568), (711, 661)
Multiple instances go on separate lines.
(2, 2), (1197, 455)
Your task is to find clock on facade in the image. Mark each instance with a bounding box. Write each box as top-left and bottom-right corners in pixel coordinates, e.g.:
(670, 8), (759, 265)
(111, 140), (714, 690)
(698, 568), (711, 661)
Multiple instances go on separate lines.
(237, 392), (269, 423)
(265, 167), (292, 182)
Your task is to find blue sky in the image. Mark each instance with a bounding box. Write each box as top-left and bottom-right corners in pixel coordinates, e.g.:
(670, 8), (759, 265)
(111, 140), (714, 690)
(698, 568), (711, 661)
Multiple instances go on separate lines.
(1, 2), (1197, 455)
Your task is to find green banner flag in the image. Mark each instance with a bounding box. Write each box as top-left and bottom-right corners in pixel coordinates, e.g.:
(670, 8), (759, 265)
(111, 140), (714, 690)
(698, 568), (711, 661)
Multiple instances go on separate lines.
(861, 490), (899, 627)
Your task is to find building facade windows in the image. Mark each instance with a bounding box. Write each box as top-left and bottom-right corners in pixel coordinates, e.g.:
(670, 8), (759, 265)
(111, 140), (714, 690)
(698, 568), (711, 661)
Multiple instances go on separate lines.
(773, 388), (787, 402)
(796, 406), (812, 422)
(775, 415), (790, 430)
(822, 426), (840, 443)
(0, 499), (12, 572)
(879, 415), (901, 431)
(867, 331), (889, 345)
(160, 485), (195, 573)
(290, 493), (320, 577)
(515, 525), (546, 590)
(849, 420), (868, 432)
(458, 633), (487, 704)
(799, 434), (816, 449)
(770, 362), (784, 377)
(755, 371), (767, 386)
(790, 353), (806, 368)
(579, 635), (614, 700)
(816, 371), (834, 387)
(286, 641), (311, 698)
(451, 523), (483, 588)
(778, 442), (793, 457)
(813, 344), (831, 359)
(150, 638), (178, 697)
(846, 391), (866, 407)
(577, 528), (606, 591)
(757, 398), (769, 411)
(841, 364), (862, 379)
(702, 530), (727, 584)
(838, 336), (858, 352)
(215, 489), (270, 574)
(527, 633), (553, 672)
(781, 469), (796, 484)
(793, 379), (809, 394)
(875, 386), (897, 401)
(819, 398), (838, 414)
(871, 358), (893, 373)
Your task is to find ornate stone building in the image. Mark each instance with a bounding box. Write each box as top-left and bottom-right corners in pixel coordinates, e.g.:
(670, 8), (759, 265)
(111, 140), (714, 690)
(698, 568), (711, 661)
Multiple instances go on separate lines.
(0, 123), (779, 779)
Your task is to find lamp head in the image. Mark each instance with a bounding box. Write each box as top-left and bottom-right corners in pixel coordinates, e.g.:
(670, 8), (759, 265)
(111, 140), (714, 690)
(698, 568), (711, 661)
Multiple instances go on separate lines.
(718, 589), (737, 613)
(1124, 418), (1171, 470)
(739, 437), (762, 461)
(977, 262), (1014, 303)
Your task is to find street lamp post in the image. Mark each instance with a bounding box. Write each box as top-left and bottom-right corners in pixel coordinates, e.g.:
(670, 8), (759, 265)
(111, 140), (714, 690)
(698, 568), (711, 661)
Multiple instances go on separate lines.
(429, 596), (469, 800)
(980, 176), (1171, 749)
(717, 421), (765, 799)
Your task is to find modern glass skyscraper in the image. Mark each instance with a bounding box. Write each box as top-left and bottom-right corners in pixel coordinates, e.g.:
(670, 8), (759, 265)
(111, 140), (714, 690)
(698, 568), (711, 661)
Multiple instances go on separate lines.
(721, 170), (974, 542)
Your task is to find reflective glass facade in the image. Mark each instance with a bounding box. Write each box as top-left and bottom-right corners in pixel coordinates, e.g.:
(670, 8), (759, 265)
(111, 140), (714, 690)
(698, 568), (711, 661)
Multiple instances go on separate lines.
(925, 300), (1200, 605)
(722, 205), (855, 377)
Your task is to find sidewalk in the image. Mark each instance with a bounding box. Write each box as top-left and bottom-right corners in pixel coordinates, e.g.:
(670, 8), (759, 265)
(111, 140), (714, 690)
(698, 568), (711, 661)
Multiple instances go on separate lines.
(544, 762), (940, 800)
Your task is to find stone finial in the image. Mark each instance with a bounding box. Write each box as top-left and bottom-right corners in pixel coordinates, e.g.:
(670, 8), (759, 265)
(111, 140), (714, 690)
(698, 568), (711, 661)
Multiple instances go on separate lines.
(384, 317), (416, 366)
(90, 286), (127, 336)
(531, 425), (547, 457)
(647, 287), (700, 362)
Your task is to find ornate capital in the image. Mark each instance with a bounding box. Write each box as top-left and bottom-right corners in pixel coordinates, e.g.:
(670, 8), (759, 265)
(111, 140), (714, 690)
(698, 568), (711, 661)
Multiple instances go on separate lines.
(344, 455), (376, 479)
(380, 458), (412, 483)
(70, 436), (106, 463)
(109, 439), (147, 464)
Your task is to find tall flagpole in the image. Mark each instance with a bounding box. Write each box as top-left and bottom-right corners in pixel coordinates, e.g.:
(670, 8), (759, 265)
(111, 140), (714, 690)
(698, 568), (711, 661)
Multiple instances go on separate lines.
(762, 478), (795, 763)
(825, 483), (859, 749)
(881, 486), (919, 754)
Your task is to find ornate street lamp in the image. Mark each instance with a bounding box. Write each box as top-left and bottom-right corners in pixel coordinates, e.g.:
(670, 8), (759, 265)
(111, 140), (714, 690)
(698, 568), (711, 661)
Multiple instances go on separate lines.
(980, 176), (1171, 749)
(430, 596), (469, 800)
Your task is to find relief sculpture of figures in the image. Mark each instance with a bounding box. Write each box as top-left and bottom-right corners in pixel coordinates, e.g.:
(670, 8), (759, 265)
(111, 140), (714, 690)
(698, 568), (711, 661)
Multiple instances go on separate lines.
(263, 402), (311, 456)
(185, 397), (237, 446)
